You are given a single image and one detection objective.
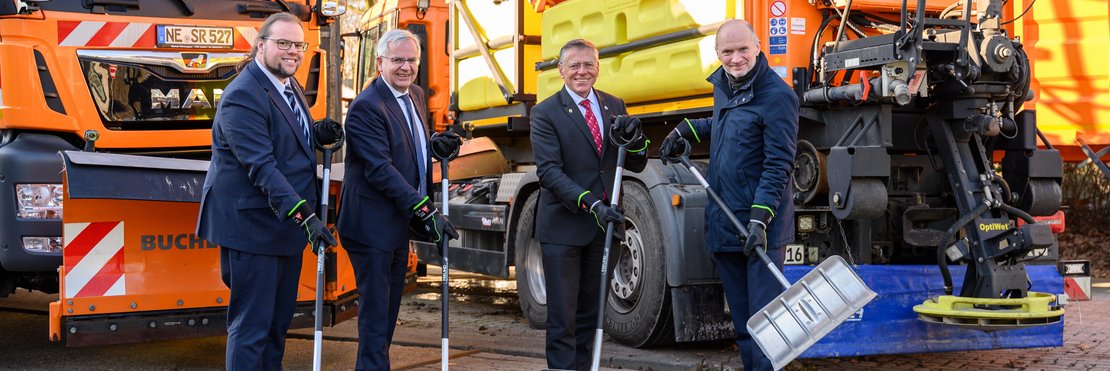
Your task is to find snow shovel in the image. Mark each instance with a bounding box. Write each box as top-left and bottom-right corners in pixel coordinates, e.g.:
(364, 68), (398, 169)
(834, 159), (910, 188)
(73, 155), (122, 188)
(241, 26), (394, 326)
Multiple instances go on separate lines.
(311, 119), (344, 371)
(666, 139), (876, 370)
(589, 115), (644, 371)
(430, 131), (462, 371)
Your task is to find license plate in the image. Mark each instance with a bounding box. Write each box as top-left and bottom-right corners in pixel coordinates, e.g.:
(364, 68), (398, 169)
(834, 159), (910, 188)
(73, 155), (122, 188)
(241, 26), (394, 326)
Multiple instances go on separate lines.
(784, 244), (805, 265)
(156, 25), (234, 49)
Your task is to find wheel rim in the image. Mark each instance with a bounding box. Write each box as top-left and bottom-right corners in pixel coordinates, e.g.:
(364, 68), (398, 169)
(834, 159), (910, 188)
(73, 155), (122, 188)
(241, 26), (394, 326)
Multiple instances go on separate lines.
(524, 237), (547, 305)
(610, 220), (643, 314)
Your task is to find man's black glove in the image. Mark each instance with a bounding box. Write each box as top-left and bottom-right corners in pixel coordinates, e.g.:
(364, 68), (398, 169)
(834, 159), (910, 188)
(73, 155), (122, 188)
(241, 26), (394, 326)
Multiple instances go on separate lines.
(430, 131), (463, 160)
(289, 200), (337, 248)
(743, 221), (767, 257)
(578, 191), (624, 232)
(412, 196), (459, 244)
(609, 115), (642, 143)
(659, 118), (700, 162)
(743, 206), (774, 256)
(611, 115), (650, 153)
(313, 119), (343, 148)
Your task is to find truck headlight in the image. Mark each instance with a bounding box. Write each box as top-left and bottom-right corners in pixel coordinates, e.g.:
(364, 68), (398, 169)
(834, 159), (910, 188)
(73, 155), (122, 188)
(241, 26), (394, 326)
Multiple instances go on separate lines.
(23, 236), (63, 253)
(15, 184), (63, 219)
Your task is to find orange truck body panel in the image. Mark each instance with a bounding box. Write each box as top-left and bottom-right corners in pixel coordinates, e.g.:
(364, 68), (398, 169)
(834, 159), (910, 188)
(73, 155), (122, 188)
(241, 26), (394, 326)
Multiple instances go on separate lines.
(0, 11), (326, 146)
(0, 3), (412, 345)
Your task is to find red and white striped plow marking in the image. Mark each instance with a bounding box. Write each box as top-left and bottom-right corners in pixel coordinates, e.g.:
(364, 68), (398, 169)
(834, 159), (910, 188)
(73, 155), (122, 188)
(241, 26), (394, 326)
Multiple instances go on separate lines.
(63, 221), (126, 299)
(57, 21), (257, 49)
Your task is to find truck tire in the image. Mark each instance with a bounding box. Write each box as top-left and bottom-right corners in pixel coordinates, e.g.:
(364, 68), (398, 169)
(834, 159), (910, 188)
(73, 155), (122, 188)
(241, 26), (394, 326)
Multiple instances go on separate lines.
(514, 192), (547, 329)
(605, 181), (673, 348)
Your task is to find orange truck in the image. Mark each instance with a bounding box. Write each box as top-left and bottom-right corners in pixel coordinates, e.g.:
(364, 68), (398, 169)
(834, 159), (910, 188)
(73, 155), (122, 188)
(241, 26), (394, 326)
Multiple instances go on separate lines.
(0, 0), (411, 346)
(350, 0), (1106, 357)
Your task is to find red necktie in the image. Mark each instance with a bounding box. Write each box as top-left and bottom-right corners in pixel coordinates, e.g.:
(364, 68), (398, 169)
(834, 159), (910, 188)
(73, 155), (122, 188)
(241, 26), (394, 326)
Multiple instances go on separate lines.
(579, 99), (602, 154)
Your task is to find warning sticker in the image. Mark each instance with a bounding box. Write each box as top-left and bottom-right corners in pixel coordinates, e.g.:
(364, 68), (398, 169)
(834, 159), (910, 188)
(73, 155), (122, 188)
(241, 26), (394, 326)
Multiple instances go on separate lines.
(791, 17), (806, 35)
(769, 45), (787, 55)
(769, 17), (788, 37)
(772, 66), (788, 79)
(769, 36), (787, 46)
(770, 1), (787, 17)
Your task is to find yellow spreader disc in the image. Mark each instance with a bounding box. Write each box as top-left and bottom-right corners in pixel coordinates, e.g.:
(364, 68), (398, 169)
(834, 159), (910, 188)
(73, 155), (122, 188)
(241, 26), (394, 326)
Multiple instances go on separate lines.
(913, 291), (1065, 331)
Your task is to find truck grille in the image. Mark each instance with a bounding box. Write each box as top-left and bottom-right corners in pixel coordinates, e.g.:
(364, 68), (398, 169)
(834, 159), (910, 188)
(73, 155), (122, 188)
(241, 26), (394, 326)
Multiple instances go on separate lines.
(76, 50), (247, 131)
(146, 65), (238, 80)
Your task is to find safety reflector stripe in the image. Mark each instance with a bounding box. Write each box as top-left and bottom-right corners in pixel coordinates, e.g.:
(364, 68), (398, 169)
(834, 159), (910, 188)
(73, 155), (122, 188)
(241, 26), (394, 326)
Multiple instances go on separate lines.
(74, 248), (125, 298)
(109, 22), (154, 47)
(59, 21), (105, 46)
(86, 21), (130, 47)
(236, 26), (258, 49)
(59, 21), (256, 49)
(64, 221), (126, 298)
(1064, 277), (1091, 301)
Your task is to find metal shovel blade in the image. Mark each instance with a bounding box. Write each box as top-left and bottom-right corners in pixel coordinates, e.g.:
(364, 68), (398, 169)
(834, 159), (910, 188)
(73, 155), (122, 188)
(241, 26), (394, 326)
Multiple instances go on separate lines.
(746, 255), (877, 370)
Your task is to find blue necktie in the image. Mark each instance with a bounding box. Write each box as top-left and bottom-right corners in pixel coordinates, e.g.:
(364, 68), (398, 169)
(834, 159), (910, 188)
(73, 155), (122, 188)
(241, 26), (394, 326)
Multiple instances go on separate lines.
(284, 83), (310, 143)
(400, 94), (426, 196)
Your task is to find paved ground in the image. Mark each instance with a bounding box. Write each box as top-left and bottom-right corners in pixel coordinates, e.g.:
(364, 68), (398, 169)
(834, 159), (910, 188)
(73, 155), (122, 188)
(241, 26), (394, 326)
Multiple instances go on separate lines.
(289, 269), (1110, 371)
(3, 271), (1107, 370)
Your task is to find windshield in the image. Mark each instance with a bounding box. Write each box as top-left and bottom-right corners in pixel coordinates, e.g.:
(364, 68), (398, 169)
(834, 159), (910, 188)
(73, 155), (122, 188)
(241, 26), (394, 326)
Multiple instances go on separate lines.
(35, 0), (309, 21)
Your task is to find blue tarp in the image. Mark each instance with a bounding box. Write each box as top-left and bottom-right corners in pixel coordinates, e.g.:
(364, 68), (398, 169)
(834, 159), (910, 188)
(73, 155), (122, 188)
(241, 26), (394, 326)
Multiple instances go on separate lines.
(781, 264), (1064, 358)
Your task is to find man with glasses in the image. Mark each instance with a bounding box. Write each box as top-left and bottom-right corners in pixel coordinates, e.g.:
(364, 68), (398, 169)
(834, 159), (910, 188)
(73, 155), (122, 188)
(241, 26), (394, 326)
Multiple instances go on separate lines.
(197, 12), (336, 370)
(337, 28), (460, 370)
(529, 38), (647, 370)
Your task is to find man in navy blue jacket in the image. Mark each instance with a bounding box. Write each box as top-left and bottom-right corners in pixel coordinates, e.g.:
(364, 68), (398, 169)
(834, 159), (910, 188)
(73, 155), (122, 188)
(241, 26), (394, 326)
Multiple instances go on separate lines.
(660, 19), (799, 371)
(196, 12), (336, 370)
(337, 29), (460, 371)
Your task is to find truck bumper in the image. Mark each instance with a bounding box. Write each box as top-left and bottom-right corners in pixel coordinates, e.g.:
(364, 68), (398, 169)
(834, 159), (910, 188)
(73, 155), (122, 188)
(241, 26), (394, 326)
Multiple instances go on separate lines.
(0, 133), (76, 273)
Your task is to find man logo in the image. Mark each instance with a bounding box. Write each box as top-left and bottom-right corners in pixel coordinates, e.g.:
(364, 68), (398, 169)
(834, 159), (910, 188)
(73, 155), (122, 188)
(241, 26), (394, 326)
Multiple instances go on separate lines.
(182, 52), (208, 69)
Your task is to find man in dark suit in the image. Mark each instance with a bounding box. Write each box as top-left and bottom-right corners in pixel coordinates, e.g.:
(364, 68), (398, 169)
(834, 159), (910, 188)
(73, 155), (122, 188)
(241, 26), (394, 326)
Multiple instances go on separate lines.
(196, 12), (336, 370)
(530, 38), (648, 371)
(337, 29), (460, 371)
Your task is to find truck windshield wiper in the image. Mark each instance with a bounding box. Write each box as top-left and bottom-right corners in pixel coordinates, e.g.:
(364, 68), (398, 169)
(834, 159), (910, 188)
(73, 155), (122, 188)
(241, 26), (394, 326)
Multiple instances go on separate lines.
(84, 0), (139, 12)
(235, 0), (287, 15)
(171, 0), (195, 16)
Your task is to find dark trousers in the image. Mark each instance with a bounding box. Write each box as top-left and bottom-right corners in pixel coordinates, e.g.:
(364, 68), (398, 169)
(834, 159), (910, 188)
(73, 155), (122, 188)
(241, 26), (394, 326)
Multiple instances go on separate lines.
(219, 246), (303, 371)
(541, 232), (615, 371)
(714, 247), (787, 371)
(343, 237), (409, 371)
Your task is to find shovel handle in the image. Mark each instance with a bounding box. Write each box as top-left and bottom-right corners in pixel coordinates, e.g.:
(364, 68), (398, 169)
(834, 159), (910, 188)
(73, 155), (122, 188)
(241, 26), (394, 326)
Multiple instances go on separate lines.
(590, 141), (629, 371)
(312, 145), (340, 371)
(677, 154), (792, 290)
(439, 156), (451, 371)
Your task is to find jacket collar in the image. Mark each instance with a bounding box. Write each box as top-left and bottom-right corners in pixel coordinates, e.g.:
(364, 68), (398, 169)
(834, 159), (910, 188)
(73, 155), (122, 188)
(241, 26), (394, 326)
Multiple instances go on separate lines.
(558, 87), (609, 159)
(706, 52), (769, 109)
(246, 61), (315, 159)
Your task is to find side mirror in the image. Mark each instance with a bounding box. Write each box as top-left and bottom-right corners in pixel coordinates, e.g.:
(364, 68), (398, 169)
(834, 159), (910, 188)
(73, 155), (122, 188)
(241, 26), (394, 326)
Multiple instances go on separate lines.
(318, 0), (346, 17)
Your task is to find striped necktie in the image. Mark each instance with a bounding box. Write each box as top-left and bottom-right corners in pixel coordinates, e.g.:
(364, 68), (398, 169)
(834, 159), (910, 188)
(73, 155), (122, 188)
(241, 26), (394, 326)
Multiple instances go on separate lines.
(401, 93), (426, 196)
(284, 83), (310, 143)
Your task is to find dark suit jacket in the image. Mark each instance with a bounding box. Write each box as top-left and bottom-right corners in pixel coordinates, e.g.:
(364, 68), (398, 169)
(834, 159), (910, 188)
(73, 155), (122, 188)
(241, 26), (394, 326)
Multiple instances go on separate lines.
(196, 61), (319, 256)
(530, 87), (647, 246)
(337, 78), (431, 252)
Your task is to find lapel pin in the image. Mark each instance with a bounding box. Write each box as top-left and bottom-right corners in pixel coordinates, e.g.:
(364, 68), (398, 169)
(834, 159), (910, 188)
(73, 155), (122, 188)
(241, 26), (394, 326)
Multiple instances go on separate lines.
(568, 108), (573, 113)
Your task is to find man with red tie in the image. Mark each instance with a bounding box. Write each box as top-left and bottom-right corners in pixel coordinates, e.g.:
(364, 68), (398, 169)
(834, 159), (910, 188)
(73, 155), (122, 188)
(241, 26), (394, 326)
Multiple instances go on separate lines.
(528, 38), (647, 370)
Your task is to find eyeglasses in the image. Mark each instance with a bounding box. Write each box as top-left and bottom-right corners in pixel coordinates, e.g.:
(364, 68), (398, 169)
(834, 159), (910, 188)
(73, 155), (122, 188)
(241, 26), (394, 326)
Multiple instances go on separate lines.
(383, 56), (420, 66)
(562, 62), (597, 71)
(263, 37), (309, 52)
